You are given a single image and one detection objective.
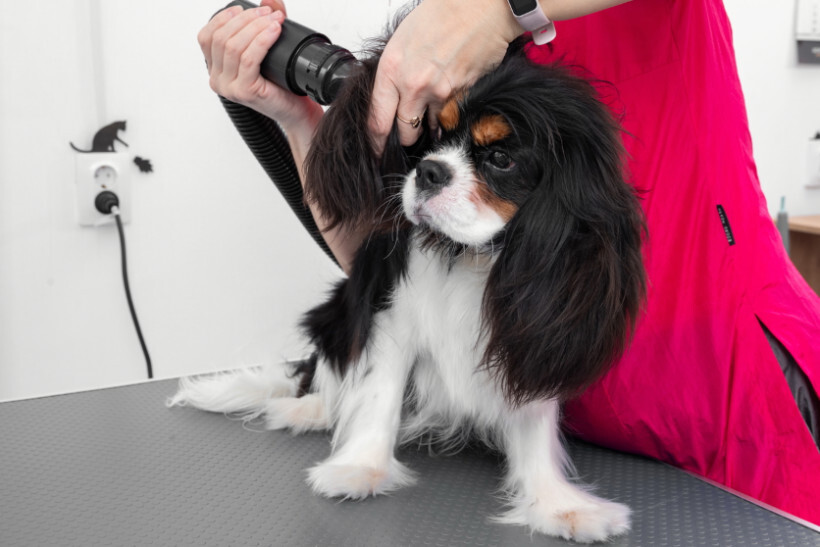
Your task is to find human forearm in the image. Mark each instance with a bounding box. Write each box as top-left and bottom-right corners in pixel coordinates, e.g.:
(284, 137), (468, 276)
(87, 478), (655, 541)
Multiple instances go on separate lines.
(539, 0), (632, 21)
(281, 110), (363, 275)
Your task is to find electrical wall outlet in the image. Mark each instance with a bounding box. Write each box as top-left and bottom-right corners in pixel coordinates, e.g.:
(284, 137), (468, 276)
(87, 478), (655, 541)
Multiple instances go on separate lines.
(75, 152), (131, 226)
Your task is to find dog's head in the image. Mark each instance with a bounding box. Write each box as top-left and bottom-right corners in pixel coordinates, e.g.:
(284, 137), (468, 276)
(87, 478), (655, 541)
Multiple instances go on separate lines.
(306, 43), (646, 405)
(400, 53), (646, 404)
(400, 55), (555, 249)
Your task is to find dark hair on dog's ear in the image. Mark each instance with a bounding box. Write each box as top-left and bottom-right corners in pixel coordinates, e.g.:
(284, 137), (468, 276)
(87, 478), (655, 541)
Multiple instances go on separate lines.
(304, 12), (429, 233)
(479, 56), (647, 405)
(303, 53), (384, 232)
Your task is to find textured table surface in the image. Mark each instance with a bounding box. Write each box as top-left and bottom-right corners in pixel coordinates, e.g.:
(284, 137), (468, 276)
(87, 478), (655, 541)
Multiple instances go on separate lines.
(1, 379), (818, 546)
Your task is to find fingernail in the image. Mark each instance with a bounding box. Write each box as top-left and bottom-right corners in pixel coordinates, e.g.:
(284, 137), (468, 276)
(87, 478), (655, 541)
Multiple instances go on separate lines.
(258, 6), (272, 15)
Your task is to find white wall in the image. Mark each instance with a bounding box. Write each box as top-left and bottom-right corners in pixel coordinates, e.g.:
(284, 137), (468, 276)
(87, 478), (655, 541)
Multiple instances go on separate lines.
(724, 0), (820, 216)
(0, 0), (394, 402)
(1, 0), (818, 401)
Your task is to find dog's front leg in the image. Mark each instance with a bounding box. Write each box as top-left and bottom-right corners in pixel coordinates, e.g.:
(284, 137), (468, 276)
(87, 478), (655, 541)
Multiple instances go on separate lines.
(496, 399), (631, 543)
(307, 314), (416, 500)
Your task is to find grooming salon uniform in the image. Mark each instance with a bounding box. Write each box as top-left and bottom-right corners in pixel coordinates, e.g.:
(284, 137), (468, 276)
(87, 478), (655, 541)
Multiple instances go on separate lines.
(527, 0), (820, 525)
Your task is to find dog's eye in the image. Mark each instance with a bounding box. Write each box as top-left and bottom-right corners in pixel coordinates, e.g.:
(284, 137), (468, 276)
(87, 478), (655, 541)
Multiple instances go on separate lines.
(487, 150), (514, 170)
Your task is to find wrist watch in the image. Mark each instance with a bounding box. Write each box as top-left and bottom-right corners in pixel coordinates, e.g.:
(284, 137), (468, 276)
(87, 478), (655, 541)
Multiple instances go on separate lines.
(507, 0), (556, 45)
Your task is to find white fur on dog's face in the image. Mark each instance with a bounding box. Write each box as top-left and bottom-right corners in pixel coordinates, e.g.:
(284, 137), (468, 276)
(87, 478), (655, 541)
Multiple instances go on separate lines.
(402, 144), (509, 247)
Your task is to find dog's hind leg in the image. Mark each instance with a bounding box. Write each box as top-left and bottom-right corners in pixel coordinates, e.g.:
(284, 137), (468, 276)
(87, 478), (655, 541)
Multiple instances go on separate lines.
(262, 361), (338, 432)
(263, 394), (329, 432)
(167, 362), (302, 418)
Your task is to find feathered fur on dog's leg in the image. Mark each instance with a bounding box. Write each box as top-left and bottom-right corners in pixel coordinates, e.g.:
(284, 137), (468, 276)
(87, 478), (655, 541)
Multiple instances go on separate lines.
(263, 358), (337, 432)
(307, 314), (417, 499)
(167, 360), (331, 432)
(167, 364), (298, 416)
(495, 399), (631, 543)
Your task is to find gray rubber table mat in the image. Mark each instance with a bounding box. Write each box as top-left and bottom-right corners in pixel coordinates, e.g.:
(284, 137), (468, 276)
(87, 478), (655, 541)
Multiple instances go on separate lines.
(1, 379), (818, 546)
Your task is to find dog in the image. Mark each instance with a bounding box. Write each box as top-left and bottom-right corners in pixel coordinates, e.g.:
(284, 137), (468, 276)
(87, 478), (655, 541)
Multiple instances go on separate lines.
(170, 34), (646, 543)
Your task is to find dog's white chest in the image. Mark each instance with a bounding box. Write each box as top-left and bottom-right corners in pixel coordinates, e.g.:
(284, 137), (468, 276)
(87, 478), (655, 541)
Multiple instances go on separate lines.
(389, 245), (504, 425)
(398, 246), (489, 352)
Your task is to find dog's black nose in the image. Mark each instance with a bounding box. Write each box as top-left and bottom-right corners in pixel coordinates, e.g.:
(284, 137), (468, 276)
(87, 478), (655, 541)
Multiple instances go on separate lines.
(415, 160), (451, 191)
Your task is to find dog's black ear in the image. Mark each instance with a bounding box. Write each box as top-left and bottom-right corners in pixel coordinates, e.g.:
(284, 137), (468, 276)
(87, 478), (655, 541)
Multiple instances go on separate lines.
(482, 66), (647, 405)
(303, 53), (427, 233)
(303, 57), (385, 232)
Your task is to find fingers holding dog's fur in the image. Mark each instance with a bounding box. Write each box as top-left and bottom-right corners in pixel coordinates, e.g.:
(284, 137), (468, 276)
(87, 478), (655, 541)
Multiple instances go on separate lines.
(368, 65), (400, 156)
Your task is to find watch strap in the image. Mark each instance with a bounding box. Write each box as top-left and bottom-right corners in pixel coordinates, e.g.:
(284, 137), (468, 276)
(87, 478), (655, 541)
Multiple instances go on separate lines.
(511, 0), (556, 45)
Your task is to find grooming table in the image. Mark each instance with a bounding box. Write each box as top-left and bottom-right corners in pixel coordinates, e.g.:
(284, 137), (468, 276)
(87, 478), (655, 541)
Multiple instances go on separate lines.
(1, 379), (818, 546)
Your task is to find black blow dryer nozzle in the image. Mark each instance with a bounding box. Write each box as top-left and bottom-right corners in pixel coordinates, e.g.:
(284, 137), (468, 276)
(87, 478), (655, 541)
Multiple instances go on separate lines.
(220, 0), (360, 105)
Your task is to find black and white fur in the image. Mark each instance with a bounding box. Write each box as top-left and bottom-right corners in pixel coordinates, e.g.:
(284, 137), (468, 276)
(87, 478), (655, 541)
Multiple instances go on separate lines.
(170, 37), (646, 543)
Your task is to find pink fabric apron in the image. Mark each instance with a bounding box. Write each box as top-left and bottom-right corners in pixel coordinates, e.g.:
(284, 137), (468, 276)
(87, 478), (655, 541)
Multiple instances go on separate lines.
(527, 0), (820, 524)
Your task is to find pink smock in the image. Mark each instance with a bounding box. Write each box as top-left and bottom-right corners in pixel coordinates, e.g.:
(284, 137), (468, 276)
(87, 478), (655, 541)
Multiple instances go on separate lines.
(527, 0), (820, 525)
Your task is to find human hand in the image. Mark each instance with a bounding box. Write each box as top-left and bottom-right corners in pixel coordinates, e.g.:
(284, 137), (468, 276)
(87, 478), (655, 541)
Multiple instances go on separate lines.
(199, 0), (322, 131)
(368, 0), (522, 155)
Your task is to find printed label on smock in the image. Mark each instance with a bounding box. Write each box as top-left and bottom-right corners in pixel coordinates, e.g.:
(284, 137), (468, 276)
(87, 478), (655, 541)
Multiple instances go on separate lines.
(717, 204), (736, 246)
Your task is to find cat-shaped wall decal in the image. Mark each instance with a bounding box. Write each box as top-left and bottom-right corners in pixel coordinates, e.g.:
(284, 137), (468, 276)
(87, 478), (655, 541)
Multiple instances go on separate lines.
(70, 121), (128, 153)
(70, 121), (153, 173)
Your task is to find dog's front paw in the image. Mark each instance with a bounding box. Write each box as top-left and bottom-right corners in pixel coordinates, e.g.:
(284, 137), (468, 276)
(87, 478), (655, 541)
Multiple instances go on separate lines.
(498, 495), (630, 543)
(307, 457), (416, 500)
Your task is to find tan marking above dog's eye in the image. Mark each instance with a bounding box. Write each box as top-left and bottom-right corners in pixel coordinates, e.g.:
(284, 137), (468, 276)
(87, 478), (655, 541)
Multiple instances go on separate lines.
(439, 97), (460, 131)
(471, 115), (512, 147)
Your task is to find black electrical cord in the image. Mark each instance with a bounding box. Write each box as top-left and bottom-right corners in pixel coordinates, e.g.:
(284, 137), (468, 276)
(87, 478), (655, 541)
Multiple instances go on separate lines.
(95, 191), (154, 379)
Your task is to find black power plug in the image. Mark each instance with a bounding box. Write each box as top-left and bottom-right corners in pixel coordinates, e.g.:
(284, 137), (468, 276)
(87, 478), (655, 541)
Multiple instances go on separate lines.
(95, 190), (120, 215)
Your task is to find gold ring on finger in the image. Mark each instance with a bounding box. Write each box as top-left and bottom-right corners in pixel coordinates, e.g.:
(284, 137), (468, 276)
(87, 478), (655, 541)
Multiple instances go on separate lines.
(396, 113), (422, 129)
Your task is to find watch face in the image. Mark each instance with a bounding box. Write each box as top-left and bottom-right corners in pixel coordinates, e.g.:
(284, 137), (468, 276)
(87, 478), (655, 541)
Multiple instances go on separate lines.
(509, 0), (538, 16)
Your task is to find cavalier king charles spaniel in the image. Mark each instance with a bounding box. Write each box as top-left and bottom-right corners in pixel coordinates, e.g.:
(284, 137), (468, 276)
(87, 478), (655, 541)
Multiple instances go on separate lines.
(170, 35), (646, 543)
